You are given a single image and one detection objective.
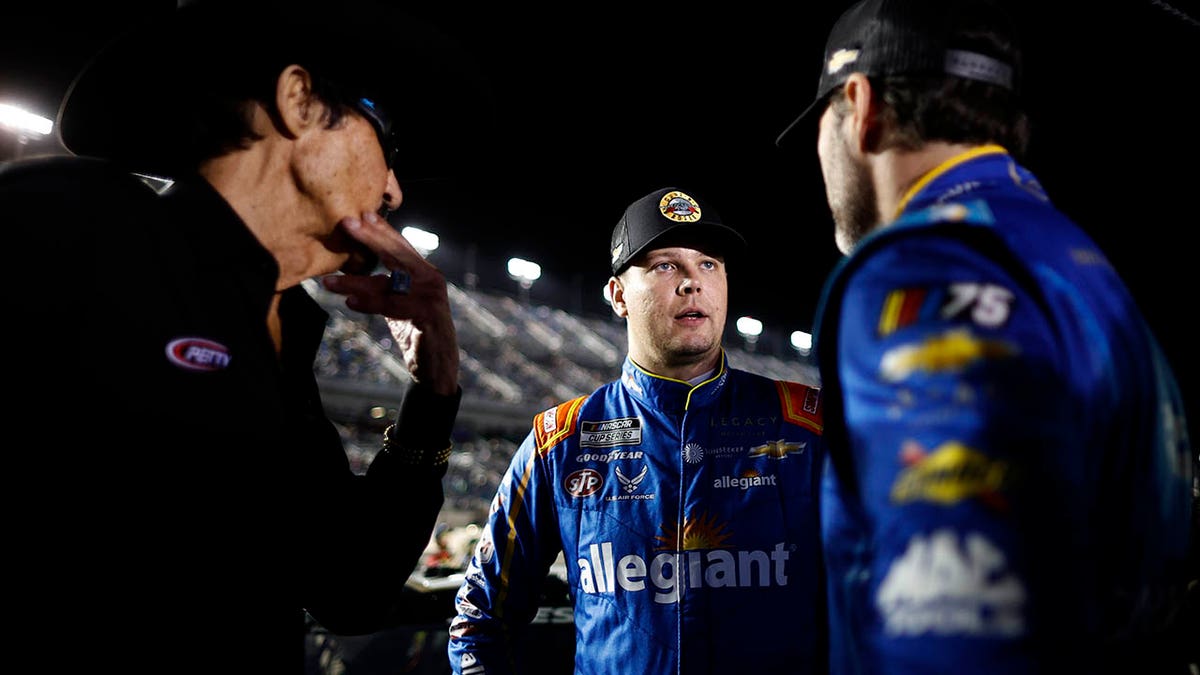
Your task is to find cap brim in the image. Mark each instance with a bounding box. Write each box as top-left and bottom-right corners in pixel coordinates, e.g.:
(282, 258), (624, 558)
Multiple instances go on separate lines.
(622, 222), (748, 272)
(775, 97), (822, 149)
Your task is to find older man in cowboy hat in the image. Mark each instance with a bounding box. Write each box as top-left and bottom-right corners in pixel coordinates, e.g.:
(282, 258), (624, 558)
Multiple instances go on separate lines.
(2, 1), (477, 671)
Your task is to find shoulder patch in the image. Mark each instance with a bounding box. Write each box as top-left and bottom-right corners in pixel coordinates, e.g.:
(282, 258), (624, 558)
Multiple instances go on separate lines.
(533, 396), (586, 452)
(775, 381), (823, 433)
(892, 199), (995, 230)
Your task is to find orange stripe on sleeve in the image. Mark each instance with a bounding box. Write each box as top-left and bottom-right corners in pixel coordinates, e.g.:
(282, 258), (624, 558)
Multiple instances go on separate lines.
(775, 381), (824, 433)
(532, 395), (586, 452)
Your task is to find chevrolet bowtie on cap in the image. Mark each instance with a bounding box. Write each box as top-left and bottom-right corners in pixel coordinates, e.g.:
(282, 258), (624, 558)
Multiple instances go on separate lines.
(775, 0), (1020, 147)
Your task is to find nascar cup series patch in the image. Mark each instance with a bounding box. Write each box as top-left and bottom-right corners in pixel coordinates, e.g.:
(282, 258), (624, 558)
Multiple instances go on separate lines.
(580, 417), (642, 448)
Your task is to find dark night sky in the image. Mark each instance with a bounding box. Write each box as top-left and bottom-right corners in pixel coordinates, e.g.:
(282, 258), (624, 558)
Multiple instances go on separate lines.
(2, 1), (1198, 413)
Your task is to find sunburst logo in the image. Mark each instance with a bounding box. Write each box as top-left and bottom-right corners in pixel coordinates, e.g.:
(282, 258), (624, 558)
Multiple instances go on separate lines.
(682, 442), (704, 464)
(654, 511), (733, 551)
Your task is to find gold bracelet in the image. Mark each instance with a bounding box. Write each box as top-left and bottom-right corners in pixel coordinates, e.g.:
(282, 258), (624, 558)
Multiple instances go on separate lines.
(382, 424), (453, 466)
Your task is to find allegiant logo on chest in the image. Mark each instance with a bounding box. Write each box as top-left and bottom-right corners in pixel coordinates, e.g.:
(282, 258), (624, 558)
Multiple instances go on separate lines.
(577, 540), (790, 604)
(165, 337), (231, 372)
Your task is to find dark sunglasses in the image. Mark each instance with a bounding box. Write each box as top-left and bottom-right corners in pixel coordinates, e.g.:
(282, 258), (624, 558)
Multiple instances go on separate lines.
(352, 96), (398, 171)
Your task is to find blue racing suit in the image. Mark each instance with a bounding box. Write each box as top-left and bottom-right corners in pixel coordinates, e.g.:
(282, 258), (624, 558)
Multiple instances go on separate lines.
(815, 146), (1195, 673)
(448, 352), (828, 674)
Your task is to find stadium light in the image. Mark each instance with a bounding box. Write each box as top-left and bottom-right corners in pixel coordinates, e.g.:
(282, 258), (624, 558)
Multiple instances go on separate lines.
(790, 330), (812, 357)
(507, 257), (541, 303)
(736, 316), (762, 338)
(0, 103), (52, 137)
(400, 226), (439, 256)
(735, 316), (762, 352)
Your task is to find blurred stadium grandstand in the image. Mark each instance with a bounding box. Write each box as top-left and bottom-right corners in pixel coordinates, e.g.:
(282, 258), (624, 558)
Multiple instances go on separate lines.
(306, 276), (818, 521)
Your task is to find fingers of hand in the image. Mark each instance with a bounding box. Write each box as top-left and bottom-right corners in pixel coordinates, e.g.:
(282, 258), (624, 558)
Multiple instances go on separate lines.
(343, 211), (425, 272)
(389, 269), (411, 295)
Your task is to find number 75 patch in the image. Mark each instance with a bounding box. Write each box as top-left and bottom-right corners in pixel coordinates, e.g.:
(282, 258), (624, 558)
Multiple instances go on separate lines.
(878, 282), (1014, 337)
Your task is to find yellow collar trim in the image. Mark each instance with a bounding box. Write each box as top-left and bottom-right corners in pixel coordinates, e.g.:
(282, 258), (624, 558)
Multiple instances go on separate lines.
(892, 144), (1008, 219)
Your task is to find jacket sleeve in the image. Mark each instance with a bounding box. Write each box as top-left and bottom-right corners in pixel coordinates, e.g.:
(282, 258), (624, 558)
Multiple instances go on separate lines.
(302, 382), (461, 634)
(447, 425), (563, 675)
(825, 232), (1092, 671)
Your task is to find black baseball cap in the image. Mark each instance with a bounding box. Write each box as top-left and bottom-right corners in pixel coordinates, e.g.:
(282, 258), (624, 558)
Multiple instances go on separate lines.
(609, 187), (746, 275)
(57, 0), (486, 178)
(775, 0), (1020, 147)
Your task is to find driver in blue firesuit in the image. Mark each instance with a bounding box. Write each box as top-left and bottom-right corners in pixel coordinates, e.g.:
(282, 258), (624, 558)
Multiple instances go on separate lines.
(447, 186), (829, 674)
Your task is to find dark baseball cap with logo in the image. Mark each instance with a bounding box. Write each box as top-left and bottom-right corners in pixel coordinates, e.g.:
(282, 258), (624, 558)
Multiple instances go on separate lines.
(609, 187), (747, 275)
(775, 0), (1020, 147)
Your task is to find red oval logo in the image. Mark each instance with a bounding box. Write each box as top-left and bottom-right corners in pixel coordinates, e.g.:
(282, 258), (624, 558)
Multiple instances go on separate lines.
(564, 469), (603, 498)
(165, 337), (232, 372)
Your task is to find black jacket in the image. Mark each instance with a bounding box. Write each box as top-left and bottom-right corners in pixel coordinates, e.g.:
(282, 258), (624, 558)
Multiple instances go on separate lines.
(3, 155), (459, 673)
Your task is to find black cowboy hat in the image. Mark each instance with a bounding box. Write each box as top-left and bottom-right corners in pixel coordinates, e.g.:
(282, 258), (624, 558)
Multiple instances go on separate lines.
(57, 0), (492, 179)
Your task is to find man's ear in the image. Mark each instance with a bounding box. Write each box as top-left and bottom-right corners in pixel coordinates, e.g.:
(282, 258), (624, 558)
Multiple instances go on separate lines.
(608, 277), (629, 318)
(842, 73), (881, 153)
(274, 64), (319, 140)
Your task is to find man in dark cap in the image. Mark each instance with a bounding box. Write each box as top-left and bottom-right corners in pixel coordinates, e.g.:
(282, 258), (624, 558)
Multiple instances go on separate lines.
(446, 187), (829, 674)
(2, 1), (467, 671)
(775, 0), (1197, 672)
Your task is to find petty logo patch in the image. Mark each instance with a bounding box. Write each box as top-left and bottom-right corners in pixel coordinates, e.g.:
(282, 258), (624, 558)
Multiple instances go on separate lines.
(165, 337), (231, 372)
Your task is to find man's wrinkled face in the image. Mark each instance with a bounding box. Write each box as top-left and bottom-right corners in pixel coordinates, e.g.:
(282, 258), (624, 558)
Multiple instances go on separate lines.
(301, 100), (402, 273)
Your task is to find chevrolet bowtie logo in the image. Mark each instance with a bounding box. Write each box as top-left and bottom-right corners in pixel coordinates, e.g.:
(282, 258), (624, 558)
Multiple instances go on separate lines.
(748, 439), (806, 459)
(827, 48), (860, 74)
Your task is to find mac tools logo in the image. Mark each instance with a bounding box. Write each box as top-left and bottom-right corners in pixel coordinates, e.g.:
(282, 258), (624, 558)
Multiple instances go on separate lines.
(877, 529), (1026, 637)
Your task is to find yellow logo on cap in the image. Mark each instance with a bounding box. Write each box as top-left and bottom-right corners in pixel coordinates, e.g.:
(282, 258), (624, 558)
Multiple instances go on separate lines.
(827, 48), (860, 75)
(658, 191), (702, 223)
